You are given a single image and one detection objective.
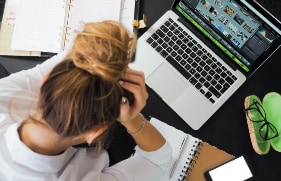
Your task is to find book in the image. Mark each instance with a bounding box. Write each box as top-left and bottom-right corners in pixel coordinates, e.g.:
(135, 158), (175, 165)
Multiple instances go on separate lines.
(0, 0), (41, 56)
(150, 118), (235, 181)
(10, 0), (123, 53)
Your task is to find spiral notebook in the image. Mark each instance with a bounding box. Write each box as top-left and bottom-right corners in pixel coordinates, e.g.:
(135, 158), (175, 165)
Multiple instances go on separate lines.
(150, 118), (234, 181)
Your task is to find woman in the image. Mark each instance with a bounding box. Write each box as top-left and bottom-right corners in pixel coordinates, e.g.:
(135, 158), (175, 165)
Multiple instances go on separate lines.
(0, 21), (172, 180)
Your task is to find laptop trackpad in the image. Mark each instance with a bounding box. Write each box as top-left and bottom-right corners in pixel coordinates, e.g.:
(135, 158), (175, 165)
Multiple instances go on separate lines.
(147, 63), (188, 104)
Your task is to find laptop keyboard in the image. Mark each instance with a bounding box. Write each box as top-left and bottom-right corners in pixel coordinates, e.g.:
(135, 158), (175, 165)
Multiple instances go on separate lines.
(146, 18), (237, 104)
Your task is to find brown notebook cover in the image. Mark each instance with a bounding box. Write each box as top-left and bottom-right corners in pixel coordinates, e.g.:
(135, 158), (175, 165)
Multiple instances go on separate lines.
(184, 141), (234, 181)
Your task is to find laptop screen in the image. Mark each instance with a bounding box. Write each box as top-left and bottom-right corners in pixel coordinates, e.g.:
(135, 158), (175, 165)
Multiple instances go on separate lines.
(173, 0), (281, 76)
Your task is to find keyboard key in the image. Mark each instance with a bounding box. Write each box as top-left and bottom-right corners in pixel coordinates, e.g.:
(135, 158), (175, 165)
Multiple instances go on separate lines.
(181, 44), (187, 50)
(209, 86), (221, 98)
(168, 41), (175, 47)
(166, 47), (173, 53)
(166, 56), (192, 80)
(194, 73), (201, 79)
(164, 21), (171, 27)
(173, 45), (180, 51)
(175, 55), (182, 61)
(147, 37), (153, 44)
(225, 76), (234, 85)
(205, 92), (212, 99)
(152, 33), (159, 40)
(192, 46), (198, 52)
(156, 46), (163, 52)
(151, 41), (158, 48)
(215, 84), (222, 91)
(204, 82), (211, 88)
(190, 52), (196, 58)
(199, 77), (205, 83)
(191, 62), (198, 68)
(209, 98), (215, 103)
(197, 50), (203, 56)
(196, 66), (203, 72)
(157, 38), (164, 44)
(171, 51), (177, 57)
(160, 25), (169, 33)
(176, 39), (182, 45)
(182, 53), (188, 59)
(218, 78), (225, 85)
(200, 89), (206, 94)
(187, 42), (194, 47)
(177, 49), (184, 55)
(186, 48), (192, 54)
(189, 77), (197, 85)
(183, 38), (189, 43)
(178, 33), (185, 39)
(180, 60), (187, 66)
(187, 57), (193, 64)
(160, 50), (168, 58)
(162, 42), (168, 49)
(184, 64), (191, 70)
(210, 79), (217, 86)
(199, 61), (206, 67)
(189, 68), (196, 75)
(195, 83), (202, 89)
(167, 31), (173, 37)
(164, 36), (170, 42)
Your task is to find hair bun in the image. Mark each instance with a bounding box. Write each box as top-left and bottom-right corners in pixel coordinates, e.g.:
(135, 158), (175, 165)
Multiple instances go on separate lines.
(71, 21), (136, 82)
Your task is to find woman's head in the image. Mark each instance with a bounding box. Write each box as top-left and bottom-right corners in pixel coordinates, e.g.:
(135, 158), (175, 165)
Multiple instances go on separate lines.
(37, 21), (136, 149)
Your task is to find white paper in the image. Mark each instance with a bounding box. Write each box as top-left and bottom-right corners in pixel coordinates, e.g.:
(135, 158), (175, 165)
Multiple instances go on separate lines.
(150, 118), (200, 181)
(11, 0), (123, 53)
(11, 0), (66, 52)
(64, 0), (122, 50)
(120, 0), (135, 33)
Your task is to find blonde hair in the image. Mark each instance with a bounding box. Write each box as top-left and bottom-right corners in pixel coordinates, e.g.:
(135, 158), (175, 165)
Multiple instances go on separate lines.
(72, 21), (136, 81)
(34, 21), (136, 150)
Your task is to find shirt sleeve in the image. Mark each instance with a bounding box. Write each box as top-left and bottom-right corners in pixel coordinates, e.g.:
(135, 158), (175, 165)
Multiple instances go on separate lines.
(101, 141), (172, 181)
(0, 51), (67, 122)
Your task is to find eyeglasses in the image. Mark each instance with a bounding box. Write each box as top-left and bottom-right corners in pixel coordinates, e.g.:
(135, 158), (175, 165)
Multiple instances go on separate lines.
(244, 99), (279, 140)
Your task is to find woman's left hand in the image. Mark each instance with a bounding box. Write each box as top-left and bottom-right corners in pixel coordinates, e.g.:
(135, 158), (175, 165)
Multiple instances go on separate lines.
(117, 68), (148, 124)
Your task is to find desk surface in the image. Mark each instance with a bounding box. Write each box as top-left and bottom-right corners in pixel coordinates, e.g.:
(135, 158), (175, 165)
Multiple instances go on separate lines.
(140, 0), (281, 180)
(1, 0), (281, 180)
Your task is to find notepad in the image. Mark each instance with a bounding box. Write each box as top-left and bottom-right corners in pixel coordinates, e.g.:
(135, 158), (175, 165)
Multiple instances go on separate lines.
(11, 0), (122, 53)
(150, 118), (235, 181)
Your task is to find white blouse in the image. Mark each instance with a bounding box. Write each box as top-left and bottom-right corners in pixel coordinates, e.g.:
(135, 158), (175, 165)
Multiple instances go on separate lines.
(0, 52), (172, 181)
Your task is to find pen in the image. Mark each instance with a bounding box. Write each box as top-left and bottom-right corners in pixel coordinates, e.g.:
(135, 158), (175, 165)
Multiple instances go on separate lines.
(169, 135), (189, 179)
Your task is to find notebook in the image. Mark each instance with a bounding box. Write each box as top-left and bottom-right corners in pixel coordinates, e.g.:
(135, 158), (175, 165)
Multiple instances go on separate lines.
(10, 0), (124, 53)
(130, 0), (281, 130)
(150, 117), (234, 181)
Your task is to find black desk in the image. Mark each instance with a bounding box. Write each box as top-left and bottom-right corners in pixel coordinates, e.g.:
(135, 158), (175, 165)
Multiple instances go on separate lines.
(140, 0), (281, 180)
(1, 0), (281, 180)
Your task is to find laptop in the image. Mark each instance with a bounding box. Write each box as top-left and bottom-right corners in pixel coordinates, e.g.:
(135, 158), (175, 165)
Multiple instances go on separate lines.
(130, 0), (281, 130)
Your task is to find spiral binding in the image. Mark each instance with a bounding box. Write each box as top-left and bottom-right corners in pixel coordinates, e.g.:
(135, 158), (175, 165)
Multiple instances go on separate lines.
(59, 0), (74, 50)
(178, 140), (203, 181)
